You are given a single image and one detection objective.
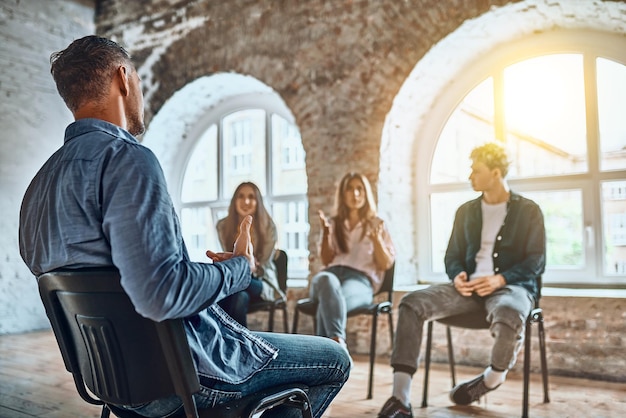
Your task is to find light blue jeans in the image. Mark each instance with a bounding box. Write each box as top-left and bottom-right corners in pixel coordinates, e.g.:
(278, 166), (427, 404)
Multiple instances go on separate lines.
(391, 283), (535, 375)
(125, 332), (350, 418)
(309, 265), (373, 340)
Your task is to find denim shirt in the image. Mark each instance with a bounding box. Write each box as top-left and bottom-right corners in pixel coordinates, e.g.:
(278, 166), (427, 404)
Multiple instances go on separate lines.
(444, 192), (546, 299)
(19, 118), (278, 384)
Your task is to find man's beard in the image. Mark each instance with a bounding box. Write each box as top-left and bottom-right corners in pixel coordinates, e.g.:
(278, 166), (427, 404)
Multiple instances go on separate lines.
(127, 112), (145, 137)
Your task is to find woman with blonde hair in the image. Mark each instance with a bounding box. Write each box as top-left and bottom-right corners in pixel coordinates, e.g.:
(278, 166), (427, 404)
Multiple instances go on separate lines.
(216, 182), (284, 326)
(311, 172), (395, 354)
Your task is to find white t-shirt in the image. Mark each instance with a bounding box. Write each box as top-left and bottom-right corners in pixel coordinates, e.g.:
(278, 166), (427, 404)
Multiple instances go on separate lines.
(470, 200), (507, 280)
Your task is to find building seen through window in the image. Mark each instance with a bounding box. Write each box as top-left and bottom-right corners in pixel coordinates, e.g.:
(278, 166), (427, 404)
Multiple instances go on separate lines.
(428, 52), (626, 286)
(180, 108), (309, 279)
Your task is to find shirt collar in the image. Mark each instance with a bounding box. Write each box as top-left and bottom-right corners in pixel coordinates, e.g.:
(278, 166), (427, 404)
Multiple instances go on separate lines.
(64, 118), (138, 145)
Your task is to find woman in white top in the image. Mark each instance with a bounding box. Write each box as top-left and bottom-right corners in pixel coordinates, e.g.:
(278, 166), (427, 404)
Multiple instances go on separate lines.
(311, 172), (396, 352)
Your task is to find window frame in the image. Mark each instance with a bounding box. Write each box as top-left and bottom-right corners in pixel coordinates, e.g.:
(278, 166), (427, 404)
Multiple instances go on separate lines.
(178, 93), (310, 279)
(416, 30), (626, 288)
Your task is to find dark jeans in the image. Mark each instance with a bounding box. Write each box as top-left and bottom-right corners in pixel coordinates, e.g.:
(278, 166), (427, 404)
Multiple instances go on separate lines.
(218, 277), (263, 327)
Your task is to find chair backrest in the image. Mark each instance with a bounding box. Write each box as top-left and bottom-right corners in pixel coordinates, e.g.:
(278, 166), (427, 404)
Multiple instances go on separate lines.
(377, 263), (396, 301)
(273, 249), (288, 293)
(37, 268), (200, 410)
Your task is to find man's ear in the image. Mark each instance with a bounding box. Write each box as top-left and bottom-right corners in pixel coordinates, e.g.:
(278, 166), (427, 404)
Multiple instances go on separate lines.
(116, 65), (131, 97)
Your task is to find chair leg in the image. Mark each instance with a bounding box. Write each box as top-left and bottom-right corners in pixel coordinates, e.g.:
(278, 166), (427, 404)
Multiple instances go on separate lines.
(367, 312), (378, 399)
(522, 319), (532, 418)
(446, 326), (456, 388)
(101, 406), (110, 418)
(537, 312), (550, 403)
(291, 308), (299, 333)
(421, 321), (433, 407)
(388, 310), (394, 348)
(281, 306), (289, 333)
(268, 307), (275, 332)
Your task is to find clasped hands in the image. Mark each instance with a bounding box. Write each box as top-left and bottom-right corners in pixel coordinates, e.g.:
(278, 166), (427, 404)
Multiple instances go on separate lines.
(206, 215), (256, 274)
(453, 271), (506, 297)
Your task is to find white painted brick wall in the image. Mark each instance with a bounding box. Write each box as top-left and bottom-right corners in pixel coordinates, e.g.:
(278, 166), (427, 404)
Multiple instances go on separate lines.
(0, 0), (94, 333)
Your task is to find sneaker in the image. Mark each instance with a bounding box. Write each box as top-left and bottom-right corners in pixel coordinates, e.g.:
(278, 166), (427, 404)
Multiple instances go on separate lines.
(449, 374), (501, 405)
(377, 396), (413, 418)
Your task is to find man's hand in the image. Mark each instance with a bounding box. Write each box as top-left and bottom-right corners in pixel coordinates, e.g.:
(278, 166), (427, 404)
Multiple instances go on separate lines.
(205, 215), (256, 274)
(233, 215), (256, 273)
(453, 271), (473, 296)
(205, 250), (233, 262)
(469, 274), (506, 296)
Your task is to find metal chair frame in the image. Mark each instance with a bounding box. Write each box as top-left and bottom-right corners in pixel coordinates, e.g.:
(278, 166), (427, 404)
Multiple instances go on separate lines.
(247, 249), (289, 332)
(421, 283), (550, 418)
(292, 264), (395, 399)
(38, 268), (312, 418)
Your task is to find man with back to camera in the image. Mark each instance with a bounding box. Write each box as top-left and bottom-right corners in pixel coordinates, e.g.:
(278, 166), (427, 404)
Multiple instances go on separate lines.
(19, 35), (350, 418)
(377, 142), (546, 417)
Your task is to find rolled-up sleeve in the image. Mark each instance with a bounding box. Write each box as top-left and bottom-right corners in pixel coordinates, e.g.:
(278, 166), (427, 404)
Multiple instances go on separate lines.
(101, 145), (250, 321)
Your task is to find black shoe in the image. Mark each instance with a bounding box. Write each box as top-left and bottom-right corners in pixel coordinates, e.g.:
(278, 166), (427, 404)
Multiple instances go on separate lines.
(449, 374), (501, 405)
(377, 396), (413, 418)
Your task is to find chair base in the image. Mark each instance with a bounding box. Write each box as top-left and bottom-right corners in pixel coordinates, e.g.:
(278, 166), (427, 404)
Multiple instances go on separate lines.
(104, 384), (313, 418)
(421, 308), (549, 418)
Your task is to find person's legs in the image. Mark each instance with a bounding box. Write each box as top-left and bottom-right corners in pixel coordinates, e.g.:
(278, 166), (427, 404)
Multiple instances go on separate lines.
(379, 283), (482, 417)
(196, 332), (351, 418)
(485, 285), (535, 371)
(309, 269), (344, 338)
(309, 266), (372, 341)
(246, 276), (264, 304)
(390, 283), (481, 376)
(449, 285), (535, 405)
(218, 291), (250, 326)
(218, 278), (264, 326)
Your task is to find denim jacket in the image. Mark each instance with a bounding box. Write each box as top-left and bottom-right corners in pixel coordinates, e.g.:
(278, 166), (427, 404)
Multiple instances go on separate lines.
(19, 119), (278, 384)
(444, 192), (546, 300)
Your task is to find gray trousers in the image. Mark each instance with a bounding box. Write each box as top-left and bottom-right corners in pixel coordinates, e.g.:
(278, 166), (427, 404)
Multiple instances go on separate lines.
(391, 283), (535, 375)
(309, 265), (373, 341)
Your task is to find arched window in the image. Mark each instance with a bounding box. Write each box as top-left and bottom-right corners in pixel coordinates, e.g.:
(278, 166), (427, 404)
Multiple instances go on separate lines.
(179, 97), (309, 279)
(421, 31), (626, 287)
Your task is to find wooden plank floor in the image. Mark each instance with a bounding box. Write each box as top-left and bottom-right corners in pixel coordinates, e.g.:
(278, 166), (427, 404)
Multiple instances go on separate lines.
(1, 330), (625, 417)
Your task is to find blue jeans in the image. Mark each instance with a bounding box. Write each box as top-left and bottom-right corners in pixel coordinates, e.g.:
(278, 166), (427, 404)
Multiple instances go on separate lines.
(124, 332), (350, 418)
(309, 265), (373, 340)
(218, 277), (263, 327)
(391, 283), (534, 375)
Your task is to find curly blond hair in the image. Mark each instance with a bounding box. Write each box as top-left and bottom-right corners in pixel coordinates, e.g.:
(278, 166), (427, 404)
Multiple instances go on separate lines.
(470, 142), (510, 178)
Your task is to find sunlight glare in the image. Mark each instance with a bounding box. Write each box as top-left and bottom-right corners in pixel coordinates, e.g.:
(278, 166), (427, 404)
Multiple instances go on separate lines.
(503, 54), (587, 155)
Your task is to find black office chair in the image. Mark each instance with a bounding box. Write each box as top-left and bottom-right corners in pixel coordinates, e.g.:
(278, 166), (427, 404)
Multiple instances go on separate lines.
(37, 268), (313, 418)
(292, 263), (395, 399)
(421, 278), (549, 418)
(248, 249), (289, 332)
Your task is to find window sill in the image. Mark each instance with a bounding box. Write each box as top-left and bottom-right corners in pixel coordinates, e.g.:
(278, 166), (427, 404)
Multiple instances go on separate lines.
(288, 281), (626, 298)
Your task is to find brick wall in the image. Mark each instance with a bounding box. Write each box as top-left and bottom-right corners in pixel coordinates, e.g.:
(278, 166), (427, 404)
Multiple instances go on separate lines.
(0, 0), (94, 333)
(93, 0), (510, 274)
(249, 290), (626, 383)
(1, 0), (625, 383)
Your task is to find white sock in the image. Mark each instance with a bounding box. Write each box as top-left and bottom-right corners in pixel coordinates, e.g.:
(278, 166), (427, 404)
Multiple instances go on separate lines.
(483, 366), (507, 388)
(391, 371), (412, 407)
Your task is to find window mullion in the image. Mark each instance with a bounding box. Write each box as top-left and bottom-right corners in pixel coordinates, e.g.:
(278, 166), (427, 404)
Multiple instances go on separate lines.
(493, 70), (506, 142)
